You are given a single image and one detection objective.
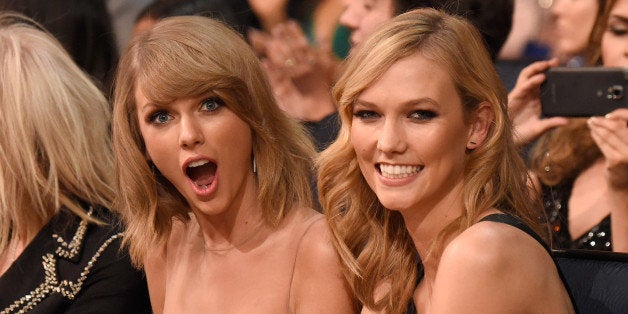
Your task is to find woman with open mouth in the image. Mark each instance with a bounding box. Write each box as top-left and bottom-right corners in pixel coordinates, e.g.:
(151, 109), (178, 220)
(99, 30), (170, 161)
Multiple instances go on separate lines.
(112, 16), (357, 313)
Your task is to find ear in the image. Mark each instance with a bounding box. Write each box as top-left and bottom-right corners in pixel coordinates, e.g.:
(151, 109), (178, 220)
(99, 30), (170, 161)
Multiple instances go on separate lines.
(466, 102), (494, 150)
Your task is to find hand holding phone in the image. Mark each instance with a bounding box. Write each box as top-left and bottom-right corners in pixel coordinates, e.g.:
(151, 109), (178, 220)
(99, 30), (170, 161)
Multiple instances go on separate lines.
(540, 67), (628, 117)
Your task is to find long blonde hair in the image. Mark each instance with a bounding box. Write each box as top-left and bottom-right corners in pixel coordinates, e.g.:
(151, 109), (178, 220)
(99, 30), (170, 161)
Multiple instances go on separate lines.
(0, 12), (114, 251)
(113, 16), (316, 267)
(317, 9), (544, 313)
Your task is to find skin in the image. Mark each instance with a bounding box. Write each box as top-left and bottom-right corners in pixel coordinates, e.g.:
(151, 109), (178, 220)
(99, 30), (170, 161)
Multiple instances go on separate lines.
(135, 89), (357, 312)
(339, 0), (395, 47)
(352, 53), (573, 313)
(601, 0), (628, 67)
(549, 0), (600, 62)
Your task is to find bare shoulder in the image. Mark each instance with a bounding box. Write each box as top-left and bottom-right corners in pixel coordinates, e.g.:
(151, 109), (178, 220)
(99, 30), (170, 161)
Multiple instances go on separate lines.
(431, 217), (573, 313)
(289, 207), (357, 313)
(289, 207), (337, 264)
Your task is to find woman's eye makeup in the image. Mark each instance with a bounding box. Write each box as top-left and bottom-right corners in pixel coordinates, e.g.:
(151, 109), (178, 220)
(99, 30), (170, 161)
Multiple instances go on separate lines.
(409, 110), (437, 121)
(353, 110), (379, 120)
(200, 97), (224, 112)
(148, 111), (172, 125)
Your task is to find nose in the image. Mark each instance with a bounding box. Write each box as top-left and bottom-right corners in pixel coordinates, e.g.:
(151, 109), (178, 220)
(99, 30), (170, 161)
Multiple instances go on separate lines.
(178, 115), (204, 149)
(376, 119), (406, 154)
(550, 0), (563, 17)
(339, 0), (359, 31)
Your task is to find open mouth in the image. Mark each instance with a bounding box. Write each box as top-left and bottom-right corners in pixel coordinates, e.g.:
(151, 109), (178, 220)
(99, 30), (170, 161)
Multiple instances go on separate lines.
(377, 164), (423, 179)
(185, 159), (217, 190)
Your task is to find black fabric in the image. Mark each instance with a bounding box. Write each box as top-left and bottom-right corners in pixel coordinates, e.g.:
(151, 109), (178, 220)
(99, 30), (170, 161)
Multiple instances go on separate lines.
(303, 111), (340, 152)
(0, 207), (151, 313)
(555, 250), (628, 314)
(542, 180), (612, 251)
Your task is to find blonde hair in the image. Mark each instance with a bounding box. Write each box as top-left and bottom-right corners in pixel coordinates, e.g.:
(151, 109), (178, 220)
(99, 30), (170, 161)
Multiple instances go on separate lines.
(317, 9), (545, 313)
(113, 16), (316, 266)
(0, 12), (114, 251)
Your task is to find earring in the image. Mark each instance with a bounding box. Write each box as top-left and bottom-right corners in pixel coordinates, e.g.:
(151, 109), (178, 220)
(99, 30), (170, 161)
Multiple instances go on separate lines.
(252, 156), (257, 174)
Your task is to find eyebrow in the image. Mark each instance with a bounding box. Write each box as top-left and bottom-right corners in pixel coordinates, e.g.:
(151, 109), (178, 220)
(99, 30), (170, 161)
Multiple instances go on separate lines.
(138, 102), (167, 114)
(609, 15), (628, 24)
(353, 97), (439, 109)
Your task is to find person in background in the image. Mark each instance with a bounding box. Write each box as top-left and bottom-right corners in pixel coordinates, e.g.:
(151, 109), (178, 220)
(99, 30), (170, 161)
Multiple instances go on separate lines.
(256, 0), (514, 150)
(0, 0), (119, 94)
(546, 0), (606, 67)
(113, 15), (357, 313)
(509, 0), (628, 252)
(317, 8), (575, 313)
(0, 12), (150, 313)
(133, 0), (260, 38)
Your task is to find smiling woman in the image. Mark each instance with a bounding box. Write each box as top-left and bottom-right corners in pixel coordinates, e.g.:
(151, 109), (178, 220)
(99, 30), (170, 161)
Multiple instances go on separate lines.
(112, 15), (357, 313)
(317, 8), (576, 314)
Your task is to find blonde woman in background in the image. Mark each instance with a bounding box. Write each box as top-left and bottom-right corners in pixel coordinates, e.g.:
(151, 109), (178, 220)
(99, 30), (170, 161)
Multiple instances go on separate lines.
(0, 12), (150, 313)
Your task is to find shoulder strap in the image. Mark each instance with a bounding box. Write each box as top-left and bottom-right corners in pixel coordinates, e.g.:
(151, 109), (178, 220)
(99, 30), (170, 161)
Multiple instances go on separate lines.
(480, 214), (552, 255)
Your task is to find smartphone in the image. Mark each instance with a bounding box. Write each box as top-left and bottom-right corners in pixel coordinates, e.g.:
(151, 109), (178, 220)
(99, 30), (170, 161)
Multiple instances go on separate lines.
(540, 67), (628, 117)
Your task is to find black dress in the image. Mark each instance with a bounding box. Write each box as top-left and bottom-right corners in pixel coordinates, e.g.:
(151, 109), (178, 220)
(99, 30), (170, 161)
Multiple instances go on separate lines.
(542, 179), (612, 251)
(0, 206), (151, 313)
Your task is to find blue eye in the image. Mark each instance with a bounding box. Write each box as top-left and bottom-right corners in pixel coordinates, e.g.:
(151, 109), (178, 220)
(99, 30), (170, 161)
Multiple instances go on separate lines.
(149, 111), (172, 125)
(353, 110), (379, 120)
(200, 98), (223, 112)
(409, 110), (437, 121)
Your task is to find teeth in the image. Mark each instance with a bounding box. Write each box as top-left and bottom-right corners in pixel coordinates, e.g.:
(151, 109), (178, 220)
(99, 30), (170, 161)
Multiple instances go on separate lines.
(188, 159), (209, 168)
(379, 164), (421, 179)
(195, 183), (210, 189)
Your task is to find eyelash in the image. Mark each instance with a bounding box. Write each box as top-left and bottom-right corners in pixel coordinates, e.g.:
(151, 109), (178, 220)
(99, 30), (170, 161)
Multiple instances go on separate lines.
(352, 110), (437, 121)
(146, 97), (225, 126)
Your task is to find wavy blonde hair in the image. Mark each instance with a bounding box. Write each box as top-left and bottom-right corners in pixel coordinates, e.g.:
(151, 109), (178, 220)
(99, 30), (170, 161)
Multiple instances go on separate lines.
(113, 16), (316, 267)
(0, 12), (114, 252)
(317, 9), (545, 313)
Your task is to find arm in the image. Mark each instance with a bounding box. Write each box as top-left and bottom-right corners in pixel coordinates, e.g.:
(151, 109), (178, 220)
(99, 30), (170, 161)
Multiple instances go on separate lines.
(430, 222), (574, 313)
(247, 0), (289, 31)
(507, 59), (568, 146)
(588, 108), (628, 252)
(290, 218), (358, 313)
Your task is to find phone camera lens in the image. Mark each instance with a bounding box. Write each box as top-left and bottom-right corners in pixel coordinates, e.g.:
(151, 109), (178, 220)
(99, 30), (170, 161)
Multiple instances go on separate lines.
(606, 85), (623, 100)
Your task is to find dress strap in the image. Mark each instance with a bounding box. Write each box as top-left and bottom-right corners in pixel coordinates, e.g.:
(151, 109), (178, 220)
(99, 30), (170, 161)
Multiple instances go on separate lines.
(480, 214), (552, 255)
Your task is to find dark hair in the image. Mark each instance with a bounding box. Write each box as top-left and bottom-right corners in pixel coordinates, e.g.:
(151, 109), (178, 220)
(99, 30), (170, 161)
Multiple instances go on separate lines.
(1, 0), (119, 93)
(393, 0), (514, 60)
(136, 0), (260, 37)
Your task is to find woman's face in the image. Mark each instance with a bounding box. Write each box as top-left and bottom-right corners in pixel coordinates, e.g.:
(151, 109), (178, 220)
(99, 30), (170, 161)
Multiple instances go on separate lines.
(339, 0), (395, 48)
(550, 0), (600, 61)
(601, 0), (628, 66)
(350, 53), (475, 213)
(135, 88), (256, 216)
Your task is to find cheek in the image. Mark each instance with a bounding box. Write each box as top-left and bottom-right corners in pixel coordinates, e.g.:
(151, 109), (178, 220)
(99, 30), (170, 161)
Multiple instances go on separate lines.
(350, 125), (372, 157)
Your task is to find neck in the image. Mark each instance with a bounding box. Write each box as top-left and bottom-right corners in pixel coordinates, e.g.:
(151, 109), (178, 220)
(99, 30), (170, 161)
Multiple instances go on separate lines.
(192, 176), (269, 252)
(401, 183), (465, 273)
